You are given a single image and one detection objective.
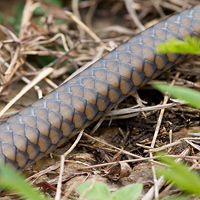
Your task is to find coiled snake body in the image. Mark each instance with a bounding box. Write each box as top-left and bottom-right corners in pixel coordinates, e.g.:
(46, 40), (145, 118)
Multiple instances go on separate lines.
(1, 5), (200, 171)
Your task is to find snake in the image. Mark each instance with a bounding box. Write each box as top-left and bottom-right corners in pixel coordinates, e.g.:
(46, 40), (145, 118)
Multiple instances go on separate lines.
(0, 5), (200, 171)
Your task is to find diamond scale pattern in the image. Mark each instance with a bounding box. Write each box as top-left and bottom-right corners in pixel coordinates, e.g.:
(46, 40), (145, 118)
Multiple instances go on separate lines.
(1, 5), (200, 170)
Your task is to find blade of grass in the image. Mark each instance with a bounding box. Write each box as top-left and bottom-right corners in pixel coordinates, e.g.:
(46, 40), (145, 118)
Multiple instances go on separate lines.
(156, 153), (200, 195)
(152, 83), (200, 109)
(0, 164), (48, 200)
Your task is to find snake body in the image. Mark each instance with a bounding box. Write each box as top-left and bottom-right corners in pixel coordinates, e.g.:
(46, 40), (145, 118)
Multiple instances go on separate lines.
(1, 5), (200, 171)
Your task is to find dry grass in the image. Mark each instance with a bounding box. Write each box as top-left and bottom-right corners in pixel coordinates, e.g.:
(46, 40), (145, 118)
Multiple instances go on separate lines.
(0, 0), (200, 199)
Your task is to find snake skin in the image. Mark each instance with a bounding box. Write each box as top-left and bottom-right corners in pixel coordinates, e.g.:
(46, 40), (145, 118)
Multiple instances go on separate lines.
(1, 5), (200, 171)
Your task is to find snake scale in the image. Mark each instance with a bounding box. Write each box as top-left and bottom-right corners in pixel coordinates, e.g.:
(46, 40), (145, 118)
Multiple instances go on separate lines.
(1, 5), (200, 171)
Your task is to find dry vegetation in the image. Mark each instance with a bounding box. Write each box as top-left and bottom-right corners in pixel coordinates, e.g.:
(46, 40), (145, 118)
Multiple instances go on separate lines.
(0, 0), (200, 199)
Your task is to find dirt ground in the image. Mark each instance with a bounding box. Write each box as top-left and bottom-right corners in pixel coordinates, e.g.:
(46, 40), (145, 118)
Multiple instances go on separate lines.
(0, 0), (200, 199)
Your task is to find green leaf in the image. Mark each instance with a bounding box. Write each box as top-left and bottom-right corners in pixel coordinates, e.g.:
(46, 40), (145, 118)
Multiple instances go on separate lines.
(37, 56), (56, 68)
(156, 153), (200, 195)
(112, 183), (143, 200)
(152, 83), (200, 109)
(76, 181), (111, 200)
(34, 7), (46, 16)
(34, 0), (64, 16)
(44, 0), (63, 7)
(0, 164), (48, 200)
(156, 37), (200, 54)
(7, 3), (24, 33)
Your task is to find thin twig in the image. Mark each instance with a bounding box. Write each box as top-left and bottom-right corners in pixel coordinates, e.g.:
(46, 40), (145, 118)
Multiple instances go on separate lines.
(0, 68), (54, 117)
(147, 72), (180, 200)
(72, 0), (85, 39)
(55, 130), (84, 200)
(65, 10), (103, 43)
(124, 0), (145, 31)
